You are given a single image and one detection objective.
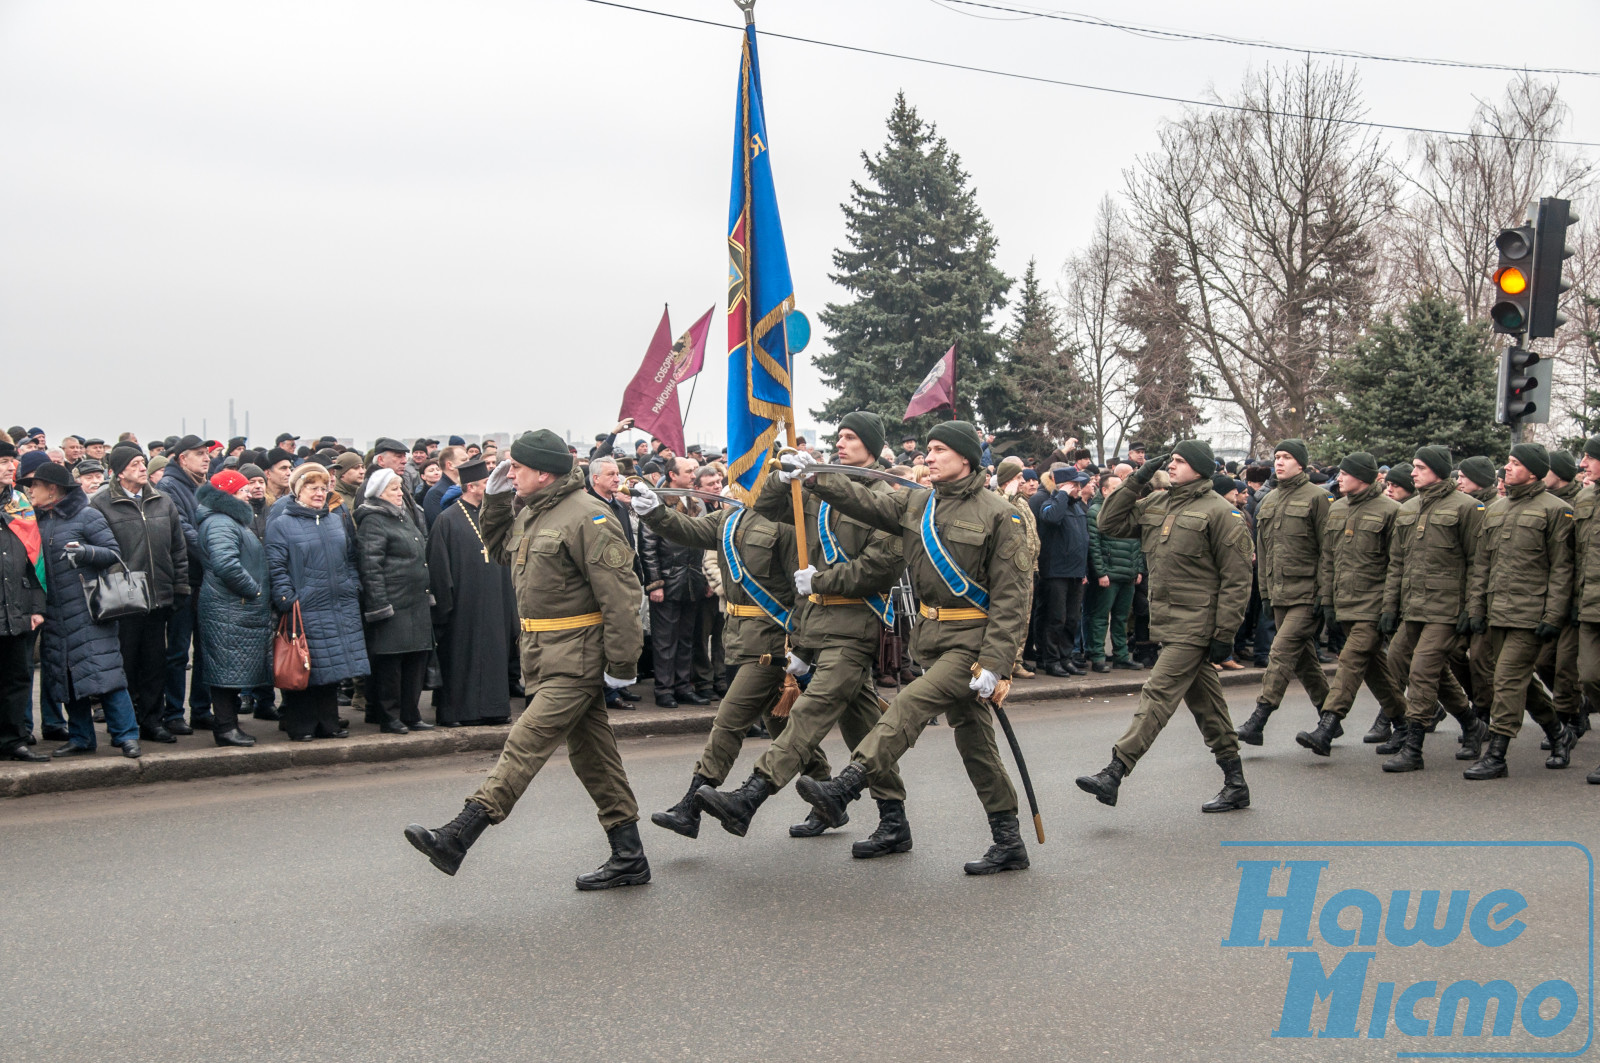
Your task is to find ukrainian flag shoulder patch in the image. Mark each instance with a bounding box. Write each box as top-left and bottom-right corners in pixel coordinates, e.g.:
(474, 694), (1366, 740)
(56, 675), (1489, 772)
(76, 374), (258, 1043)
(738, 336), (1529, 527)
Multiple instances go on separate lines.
(590, 514), (607, 524)
(1009, 513), (1022, 524)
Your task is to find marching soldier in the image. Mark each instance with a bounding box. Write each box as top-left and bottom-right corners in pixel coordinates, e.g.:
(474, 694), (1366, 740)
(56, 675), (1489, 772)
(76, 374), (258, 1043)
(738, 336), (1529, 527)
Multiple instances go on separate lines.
(1294, 453), (1407, 757)
(1574, 438), (1600, 784)
(1236, 440), (1331, 746)
(692, 411), (911, 855)
(1535, 450), (1587, 759)
(1377, 446), (1483, 770)
(1075, 441), (1254, 811)
(1462, 443), (1574, 780)
(1450, 455), (1501, 725)
(628, 477), (836, 839)
(782, 421), (1034, 874)
(404, 429), (650, 889)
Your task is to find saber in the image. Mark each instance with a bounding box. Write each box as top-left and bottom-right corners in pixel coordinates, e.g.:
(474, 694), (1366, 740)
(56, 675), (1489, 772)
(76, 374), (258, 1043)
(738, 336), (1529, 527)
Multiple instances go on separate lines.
(972, 663), (1044, 844)
(629, 484), (744, 509)
(780, 459), (921, 490)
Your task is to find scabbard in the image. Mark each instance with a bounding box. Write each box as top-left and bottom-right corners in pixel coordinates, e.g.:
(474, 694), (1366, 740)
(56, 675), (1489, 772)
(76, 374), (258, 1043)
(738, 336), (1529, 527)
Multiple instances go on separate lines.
(992, 703), (1044, 845)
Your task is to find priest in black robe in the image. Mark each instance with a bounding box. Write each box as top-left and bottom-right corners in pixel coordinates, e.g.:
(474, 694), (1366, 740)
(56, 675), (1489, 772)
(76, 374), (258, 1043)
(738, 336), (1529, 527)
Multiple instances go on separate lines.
(427, 459), (516, 726)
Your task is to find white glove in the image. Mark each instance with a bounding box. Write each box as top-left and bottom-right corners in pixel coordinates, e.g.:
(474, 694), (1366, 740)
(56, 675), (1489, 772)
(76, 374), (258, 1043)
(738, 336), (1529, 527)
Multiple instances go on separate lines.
(793, 566), (817, 596)
(630, 484), (660, 516)
(785, 652), (811, 677)
(603, 673), (635, 690)
(485, 459), (515, 495)
(778, 449), (817, 483)
(968, 668), (998, 700)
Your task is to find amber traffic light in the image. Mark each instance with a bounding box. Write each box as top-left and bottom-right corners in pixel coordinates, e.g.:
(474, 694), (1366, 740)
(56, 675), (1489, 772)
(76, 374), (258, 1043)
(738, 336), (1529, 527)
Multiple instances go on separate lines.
(1491, 225), (1535, 335)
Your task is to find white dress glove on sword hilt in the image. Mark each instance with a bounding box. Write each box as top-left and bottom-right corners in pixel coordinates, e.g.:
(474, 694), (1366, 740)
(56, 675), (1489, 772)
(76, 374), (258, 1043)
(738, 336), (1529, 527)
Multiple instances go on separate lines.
(968, 668), (998, 700)
(630, 483), (660, 516)
(777, 450), (817, 483)
(785, 652), (811, 677)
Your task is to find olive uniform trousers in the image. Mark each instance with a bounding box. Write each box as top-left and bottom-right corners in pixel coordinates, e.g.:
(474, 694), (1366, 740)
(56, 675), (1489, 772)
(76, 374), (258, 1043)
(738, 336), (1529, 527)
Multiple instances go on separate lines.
(1535, 624), (1581, 721)
(1482, 626), (1561, 738)
(695, 659), (827, 786)
(1259, 604), (1330, 709)
(1112, 640), (1240, 770)
(1385, 621), (1472, 724)
(1320, 620), (1405, 721)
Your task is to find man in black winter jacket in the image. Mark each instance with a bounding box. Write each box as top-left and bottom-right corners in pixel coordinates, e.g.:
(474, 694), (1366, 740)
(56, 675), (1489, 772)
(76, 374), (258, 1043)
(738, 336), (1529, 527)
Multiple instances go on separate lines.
(152, 435), (213, 733)
(0, 441), (49, 761)
(1032, 465), (1091, 676)
(638, 456), (709, 708)
(92, 446), (189, 737)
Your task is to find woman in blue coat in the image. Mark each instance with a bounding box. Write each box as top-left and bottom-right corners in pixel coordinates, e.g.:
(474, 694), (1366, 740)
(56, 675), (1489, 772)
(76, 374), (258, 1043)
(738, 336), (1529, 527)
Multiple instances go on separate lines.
(21, 462), (142, 758)
(265, 463), (368, 741)
(196, 471), (274, 747)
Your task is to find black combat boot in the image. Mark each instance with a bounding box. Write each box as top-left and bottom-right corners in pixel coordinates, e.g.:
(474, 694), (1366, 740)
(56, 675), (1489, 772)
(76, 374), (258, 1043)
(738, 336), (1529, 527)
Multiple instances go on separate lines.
(1422, 703), (1446, 733)
(1375, 716), (1408, 755)
(1075, 753), (1127, 806)
(1381, 719), (1425, 773)
(1234, 701), (1276, 746)
(1453, 708), (1487, 761)
(1362, 711), (1393, 744)
(1463, 733), (1510, 781)
(963, 812), (1029, 874)
(404, 800), (492, 876)
(650, 773), (710, 838)
(795, 762), (868, 829)
(1588, 761), (1600, 784)
(789, 796), (847, 837)
(1201, 757), (1250, 812)
(851, 799), (912, 859)
(1544, 719), (1575, 770)
(575, 821), (651, 890)
(695, 772), (773, 837)
(1295, 711), (1343, 757)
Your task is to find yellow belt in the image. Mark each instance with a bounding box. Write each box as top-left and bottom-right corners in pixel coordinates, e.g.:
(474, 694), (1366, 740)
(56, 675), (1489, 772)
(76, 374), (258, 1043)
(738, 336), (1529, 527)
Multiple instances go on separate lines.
(808, 594), (864, 606)
(726, 603), (771, 619)
(919, 603), (988, 621)
(520, 612), (603, 633)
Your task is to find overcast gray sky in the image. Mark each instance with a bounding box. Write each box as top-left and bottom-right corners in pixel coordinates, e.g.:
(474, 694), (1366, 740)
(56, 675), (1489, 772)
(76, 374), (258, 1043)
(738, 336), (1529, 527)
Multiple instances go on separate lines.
(2, 0), (1595, 450)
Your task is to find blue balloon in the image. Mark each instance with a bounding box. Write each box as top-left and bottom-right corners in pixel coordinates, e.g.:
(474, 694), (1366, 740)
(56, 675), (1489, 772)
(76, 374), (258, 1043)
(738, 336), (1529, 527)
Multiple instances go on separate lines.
(785, 310), (811, 353)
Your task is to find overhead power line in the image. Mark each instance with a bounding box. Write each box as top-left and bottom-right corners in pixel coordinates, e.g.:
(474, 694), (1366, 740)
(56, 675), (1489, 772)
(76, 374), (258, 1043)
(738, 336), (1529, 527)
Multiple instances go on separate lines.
(582, 0), (1600, 148)
(935, 0), (1600, 78)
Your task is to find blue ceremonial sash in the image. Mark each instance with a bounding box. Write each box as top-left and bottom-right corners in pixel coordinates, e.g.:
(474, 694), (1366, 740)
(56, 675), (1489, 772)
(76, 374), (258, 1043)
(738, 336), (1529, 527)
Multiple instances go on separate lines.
(919, 495), (989, 612)
(815, 502), (895, 627)
(722, 509), (793, 632)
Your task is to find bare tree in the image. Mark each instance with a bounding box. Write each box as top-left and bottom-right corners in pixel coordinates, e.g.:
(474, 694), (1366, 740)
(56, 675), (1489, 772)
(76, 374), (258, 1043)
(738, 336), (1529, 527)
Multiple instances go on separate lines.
(1060, 196), (1136, 463)
(1395, 75), (1594, 324)
(1124, 59), (1395, 443)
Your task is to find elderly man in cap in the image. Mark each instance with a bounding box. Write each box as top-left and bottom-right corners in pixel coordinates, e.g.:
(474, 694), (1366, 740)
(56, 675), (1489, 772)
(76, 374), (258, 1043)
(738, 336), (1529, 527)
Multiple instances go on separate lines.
(406, 428), (650, 890)
(83, 438), (107, 463)
(1235, 438), (1332, 747)
(371, 438), (426, 530)
(154, 434), (215, 735)
(1078, 440), (1254, 812)
(0, 440), (50, 761)
(1462, 442), (1575, 780)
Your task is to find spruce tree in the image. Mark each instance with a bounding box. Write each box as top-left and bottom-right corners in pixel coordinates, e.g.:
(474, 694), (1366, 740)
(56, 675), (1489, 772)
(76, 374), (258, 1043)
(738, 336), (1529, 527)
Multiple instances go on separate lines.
(990, 258), (1087, 462)
(1118, 240), (1204, 451)
(1326, 293), (1506, 464)
(813, 93), (1011, 438)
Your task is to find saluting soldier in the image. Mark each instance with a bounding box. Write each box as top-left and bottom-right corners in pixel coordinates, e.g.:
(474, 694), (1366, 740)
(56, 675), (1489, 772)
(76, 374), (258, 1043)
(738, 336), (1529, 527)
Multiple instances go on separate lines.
(1074, 441), (1254, 811)
(1377, 446), (1483, 768)
(1463, 443), (1575, 780)
(1535, 449), (1587, 760)
(1573, 438), (1600, 784)
(1236, 440), (1331, 747)
(783, 421), (1034, 875)
(1294, 452), (1407, 757)
(691, 411), (911, 855)
(404, 429), (650, 890)
(628, 474), (835, 840)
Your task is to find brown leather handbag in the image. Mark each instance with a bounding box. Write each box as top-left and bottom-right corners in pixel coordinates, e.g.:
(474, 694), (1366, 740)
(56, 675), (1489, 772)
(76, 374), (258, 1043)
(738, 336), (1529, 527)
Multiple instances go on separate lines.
(273, 602), (311, 691)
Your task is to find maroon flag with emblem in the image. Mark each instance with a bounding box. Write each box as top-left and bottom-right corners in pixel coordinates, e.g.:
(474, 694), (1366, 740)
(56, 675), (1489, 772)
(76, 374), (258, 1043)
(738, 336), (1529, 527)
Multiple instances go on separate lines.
(619, 307), (687, 456)
(904, 345), (956, 420)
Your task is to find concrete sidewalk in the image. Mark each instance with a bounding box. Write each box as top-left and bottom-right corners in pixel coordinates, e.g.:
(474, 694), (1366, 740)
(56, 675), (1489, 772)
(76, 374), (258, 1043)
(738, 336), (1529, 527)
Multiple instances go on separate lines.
(1, 663), (1331, 799)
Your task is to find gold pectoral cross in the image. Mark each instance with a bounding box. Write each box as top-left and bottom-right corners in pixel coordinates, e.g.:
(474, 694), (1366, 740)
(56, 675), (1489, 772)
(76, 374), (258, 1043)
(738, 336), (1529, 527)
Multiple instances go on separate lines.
(481, 545), (490, 563)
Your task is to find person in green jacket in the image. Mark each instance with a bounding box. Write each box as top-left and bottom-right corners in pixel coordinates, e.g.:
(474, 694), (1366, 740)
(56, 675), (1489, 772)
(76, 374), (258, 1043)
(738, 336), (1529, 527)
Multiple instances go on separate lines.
(1462, 443), (1575, 780)
(1085, 473), (1144, 672)
(1236, 439), (1332, 747)
(1075, 440), (1255, 812)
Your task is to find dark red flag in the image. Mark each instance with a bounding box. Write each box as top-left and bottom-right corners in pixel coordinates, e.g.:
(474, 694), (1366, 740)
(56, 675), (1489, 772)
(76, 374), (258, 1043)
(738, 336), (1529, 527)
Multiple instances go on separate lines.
(904, 345), (956, 420)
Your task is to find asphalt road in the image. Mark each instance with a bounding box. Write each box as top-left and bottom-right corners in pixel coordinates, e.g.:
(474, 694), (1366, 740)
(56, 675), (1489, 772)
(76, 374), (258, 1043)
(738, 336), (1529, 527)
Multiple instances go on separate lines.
(3, 685), (1595, 1063)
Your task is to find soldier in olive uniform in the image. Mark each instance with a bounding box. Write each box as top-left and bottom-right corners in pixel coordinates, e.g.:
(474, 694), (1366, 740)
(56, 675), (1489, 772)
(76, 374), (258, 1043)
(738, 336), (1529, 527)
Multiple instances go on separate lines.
(1573, 438), (1600, 784)
(1463, 443), (1574, 780)
(1075, 440), (1255, 812)
(1534, 450), (1587, 763)
(1378, 445), (1483, 769)
(1450, 455), (1502, 724)
(692, 412), (910, 854)
(1236, 440), (1332, 746)
(1295, 452), (1407, 757)
(997, 457), (1041, 678)
(629, 483), (835, 839)
(786, 421), (1034, 875)
(405, 430), (650, 890)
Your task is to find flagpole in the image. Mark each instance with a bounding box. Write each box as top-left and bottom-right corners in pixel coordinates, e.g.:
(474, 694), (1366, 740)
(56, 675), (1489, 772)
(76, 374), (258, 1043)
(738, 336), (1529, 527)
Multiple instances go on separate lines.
(679, 374), (699, 433)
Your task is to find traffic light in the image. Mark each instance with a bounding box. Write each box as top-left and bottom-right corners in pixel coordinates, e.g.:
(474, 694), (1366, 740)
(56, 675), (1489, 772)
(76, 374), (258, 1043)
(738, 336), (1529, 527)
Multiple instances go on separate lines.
(1490, 224), (1535, 335)
(1496, 345), (1549, 425)
(1528, 197), (1579, 339)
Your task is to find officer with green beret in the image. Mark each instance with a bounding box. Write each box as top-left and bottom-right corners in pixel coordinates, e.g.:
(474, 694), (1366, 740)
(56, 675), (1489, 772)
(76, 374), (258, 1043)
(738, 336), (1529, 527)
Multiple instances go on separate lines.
(1295, 452), (1407, 757)
(785, 420), (1035, 875)
(1379, 445), (1483, 767)
(1462, 442), (1575, 780)
(692, 410), (912, 855)
(1535, 449), (1587, 761)
(1235, 439), (1333, 747)
(1075, 440), (1255, 812)
(1573, 438), (1600, 783)
(404, 428), (651, 889)
(629, 480), (837, 840)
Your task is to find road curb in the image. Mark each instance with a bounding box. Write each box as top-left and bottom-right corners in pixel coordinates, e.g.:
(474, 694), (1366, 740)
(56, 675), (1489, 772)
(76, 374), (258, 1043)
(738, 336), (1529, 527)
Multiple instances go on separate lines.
(2, 665), (1333, 799)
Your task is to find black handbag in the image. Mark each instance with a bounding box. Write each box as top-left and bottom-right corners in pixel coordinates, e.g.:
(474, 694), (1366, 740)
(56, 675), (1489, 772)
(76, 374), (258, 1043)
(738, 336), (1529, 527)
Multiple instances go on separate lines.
(82, 561), (152, 622)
